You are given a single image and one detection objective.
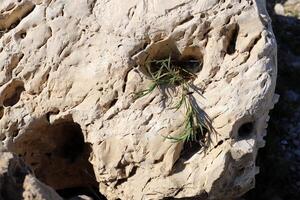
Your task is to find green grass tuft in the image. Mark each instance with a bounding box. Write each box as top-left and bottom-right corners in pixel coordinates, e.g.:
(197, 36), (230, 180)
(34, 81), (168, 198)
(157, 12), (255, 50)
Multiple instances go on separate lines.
(135, 56), (208, 144)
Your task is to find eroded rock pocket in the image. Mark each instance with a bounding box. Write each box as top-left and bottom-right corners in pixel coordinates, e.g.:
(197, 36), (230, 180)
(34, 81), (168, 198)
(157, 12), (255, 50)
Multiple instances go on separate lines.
(9, 117), (104, 199)
(136, 38), (203, 78)
(0, 80), (25, 107)
(238, 121), (255, 139)
(0, 106), (4, 120)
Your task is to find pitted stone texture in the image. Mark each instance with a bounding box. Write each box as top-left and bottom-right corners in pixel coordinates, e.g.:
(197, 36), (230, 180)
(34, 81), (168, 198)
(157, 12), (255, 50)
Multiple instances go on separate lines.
(0, 0), (277, 200)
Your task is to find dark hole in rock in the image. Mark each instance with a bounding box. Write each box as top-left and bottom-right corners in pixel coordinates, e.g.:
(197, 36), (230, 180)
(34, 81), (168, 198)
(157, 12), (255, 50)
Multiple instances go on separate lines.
(138, 37), (205, 85)
(46, 110), (59, 123)
(108, 98), (118, 108)
(175, 55), (203, 74)
(9, 119), (100, 194)
(144, 56), (202, 86)
(227, 4), (233, 9)
(0, 106), (4, 119)
(216, 140), (223, 146)
(3, 85), (25, 107)
(114, 178), (128, 188)
(143, 40), (150, 49)
(12, 130), (18, 138)
(227, 24), (239, 55)
(59, 122), (85, 163)
(20, 32), (26, 39)
(15, 30), (27, 40)
(238, 122), (254, 138)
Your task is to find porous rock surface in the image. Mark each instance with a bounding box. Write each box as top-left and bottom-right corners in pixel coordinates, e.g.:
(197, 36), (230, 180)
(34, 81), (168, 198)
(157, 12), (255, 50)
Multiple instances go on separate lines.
(0, 0), (277, 199)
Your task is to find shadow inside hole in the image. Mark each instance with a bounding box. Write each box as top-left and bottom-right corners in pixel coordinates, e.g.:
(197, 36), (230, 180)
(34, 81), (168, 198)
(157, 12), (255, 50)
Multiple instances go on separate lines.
(3, 85), (25, 107)
(173, 56), (203, 74)
(46, 109), (59, 123)
(180, 46), (204, 74)
(238, 122), (254, 139)
(137, 38), (204, 78)
(142, 54), (203, 89)
(59, 122), (85, 163)
(9, 119), (99, 192)
(145, 57), (200, 83)
(14, 30), (27, 40)
(226, 23), (239, 55)
(0, 106), (4, 119)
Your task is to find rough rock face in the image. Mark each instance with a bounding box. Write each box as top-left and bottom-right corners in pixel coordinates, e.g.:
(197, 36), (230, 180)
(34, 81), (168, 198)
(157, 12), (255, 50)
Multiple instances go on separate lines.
(0, 148), (63, 200)
(0, 0), (277, 199)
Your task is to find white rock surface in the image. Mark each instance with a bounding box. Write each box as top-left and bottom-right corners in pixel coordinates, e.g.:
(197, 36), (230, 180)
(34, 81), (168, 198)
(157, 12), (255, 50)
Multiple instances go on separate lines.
(0, 0), (277, 199)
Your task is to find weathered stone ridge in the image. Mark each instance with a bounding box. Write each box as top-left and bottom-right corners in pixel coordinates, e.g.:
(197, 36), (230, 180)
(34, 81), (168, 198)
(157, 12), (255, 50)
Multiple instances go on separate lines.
(0, 0), (277, 199)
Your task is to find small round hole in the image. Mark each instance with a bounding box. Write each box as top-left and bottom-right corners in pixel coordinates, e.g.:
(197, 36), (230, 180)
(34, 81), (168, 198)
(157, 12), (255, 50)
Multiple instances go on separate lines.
(238, 122), (254, 138)
(176, 56), (203, 74)
(12, 130), (19, 138)
(20, 32), (26, 39)
(226, 4), (233, 9)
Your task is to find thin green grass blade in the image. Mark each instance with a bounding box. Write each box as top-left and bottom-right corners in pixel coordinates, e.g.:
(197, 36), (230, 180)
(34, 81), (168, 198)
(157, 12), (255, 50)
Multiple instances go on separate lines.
(135, 55), (209, 145)
(134, 82), (157, 99)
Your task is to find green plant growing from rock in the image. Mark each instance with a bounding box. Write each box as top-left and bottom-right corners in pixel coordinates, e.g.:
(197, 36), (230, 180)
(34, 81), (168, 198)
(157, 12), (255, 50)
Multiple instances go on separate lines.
(135, 56), (209, 144)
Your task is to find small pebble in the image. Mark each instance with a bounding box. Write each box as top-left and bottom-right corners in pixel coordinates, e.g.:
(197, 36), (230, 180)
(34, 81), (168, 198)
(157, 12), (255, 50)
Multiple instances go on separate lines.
(274, 3), (285, 15)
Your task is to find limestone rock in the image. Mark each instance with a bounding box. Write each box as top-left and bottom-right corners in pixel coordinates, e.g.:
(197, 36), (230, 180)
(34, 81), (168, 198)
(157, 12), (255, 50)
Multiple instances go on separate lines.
(0, 148), (63, 200)
(0, 0), (277, 199)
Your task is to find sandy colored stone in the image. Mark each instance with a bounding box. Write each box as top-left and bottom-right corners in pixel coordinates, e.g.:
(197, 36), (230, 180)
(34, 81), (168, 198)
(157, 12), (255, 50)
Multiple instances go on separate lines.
(0, 0), (277, 199)
(284, 0), (300, 18)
